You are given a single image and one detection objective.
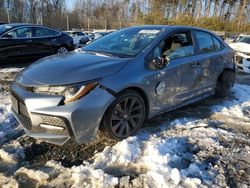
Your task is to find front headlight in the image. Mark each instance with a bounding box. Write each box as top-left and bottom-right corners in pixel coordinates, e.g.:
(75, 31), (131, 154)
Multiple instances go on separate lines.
(33, 83), (97, 104)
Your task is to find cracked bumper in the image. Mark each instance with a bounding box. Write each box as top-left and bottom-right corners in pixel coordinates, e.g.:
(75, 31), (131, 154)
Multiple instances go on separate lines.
(10, 83), (115, 145)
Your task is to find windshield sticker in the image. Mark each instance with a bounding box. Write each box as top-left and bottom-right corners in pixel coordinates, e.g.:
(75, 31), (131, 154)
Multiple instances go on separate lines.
(139, 30), (161, 34)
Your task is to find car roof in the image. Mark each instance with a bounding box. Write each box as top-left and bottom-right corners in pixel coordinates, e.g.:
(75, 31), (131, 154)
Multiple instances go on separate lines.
(1, 23), (39, 28)
(0, 23), (60, 31)
(130, 25), (213, 33)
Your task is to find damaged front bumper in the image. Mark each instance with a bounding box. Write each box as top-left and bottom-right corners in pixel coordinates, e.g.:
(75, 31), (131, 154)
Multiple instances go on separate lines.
(10, 83), (115, 145)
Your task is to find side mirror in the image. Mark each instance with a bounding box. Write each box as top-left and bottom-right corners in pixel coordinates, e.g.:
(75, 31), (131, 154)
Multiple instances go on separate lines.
(2, 34), (13, 39)
(151, 56), (169, 69)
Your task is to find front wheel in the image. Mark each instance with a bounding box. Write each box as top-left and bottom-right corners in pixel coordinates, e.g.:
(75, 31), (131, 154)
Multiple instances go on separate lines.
(100, 90), (146, 140)
(215, 70), (235, 98)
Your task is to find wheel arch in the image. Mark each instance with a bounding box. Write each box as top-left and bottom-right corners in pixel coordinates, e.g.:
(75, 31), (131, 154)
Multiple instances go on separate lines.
(119, 87), (150, 119)
(217, 68), (236, 83)
(100, 86), (150, 125)
(98, 86), (150, 138)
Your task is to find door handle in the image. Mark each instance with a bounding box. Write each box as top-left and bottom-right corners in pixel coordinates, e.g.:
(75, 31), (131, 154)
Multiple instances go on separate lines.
(51, 39), (57, 42)
(26, 40), (32, 43)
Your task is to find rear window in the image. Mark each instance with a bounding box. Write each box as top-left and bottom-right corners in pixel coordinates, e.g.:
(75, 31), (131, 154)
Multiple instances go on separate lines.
(195, 31), (214, 53)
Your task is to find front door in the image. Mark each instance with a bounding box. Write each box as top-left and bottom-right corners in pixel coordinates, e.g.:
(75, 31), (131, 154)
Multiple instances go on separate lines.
(0, 27), (33, 64)
(150, 31), (203, 110)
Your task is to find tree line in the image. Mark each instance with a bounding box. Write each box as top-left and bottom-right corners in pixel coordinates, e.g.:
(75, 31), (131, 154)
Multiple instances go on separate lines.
(0, 0), (249, 33)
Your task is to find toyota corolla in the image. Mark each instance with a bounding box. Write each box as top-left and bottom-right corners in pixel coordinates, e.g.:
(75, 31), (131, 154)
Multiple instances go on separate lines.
(11, 26), (235, 145)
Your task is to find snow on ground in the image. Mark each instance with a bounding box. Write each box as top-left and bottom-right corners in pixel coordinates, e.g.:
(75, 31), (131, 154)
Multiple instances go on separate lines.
(0, 90), (22, 145)
(0, 83), (250, 187)
(0, 68), (24, 73)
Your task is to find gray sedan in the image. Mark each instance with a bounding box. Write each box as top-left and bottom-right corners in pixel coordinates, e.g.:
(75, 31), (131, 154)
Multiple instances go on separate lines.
(10, 25), (235, 145)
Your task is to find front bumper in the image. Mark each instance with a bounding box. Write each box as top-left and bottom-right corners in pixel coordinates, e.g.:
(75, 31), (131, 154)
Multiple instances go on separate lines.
(10, 83), (115, 145)
(235, 53), (250, 73)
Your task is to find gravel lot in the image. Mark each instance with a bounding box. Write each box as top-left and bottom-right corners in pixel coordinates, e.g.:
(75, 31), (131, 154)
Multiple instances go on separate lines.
(0, 65), (250, 187)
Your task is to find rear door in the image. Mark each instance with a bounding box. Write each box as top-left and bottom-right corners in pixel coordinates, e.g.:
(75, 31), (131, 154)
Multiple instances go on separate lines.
(192, 31), (225, 90)
(0, 27), (33, 64)
(31, 26), (61, 58)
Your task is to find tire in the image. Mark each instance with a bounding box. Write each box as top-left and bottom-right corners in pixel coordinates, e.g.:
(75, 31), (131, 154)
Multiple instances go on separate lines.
(100, 90), (146, 140)
(57, 46), (68, 54)
(215, 70), (235, 98)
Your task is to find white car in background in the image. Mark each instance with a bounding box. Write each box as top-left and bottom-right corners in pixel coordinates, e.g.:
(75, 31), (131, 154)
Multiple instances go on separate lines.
(64, 31), (91, 45)
(229, 36), (250, 73)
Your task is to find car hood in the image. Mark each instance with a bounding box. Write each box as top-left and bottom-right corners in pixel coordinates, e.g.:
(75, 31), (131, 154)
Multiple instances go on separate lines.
(229, 42), (250, 53)
(16, 51), (129, 86)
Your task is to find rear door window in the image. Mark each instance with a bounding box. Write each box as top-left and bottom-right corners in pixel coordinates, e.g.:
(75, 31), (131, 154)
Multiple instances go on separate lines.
(33, 27), (60, 37)
(212, 36), (223, 51)
(195, 31), (214, 53)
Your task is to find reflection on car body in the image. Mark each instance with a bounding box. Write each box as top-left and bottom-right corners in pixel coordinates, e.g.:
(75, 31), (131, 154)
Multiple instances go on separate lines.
(10, 25), (235, 145)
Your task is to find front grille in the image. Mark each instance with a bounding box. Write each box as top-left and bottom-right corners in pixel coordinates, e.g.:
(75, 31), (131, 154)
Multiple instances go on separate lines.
(11, 90), (70, 136)
(11, 93), (32, 130)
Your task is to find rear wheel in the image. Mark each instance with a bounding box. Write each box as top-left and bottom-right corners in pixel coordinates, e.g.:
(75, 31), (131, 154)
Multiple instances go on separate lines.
(215, 70), (235, 98)
(57, 46), (68, 54)
(101, 90), (146, 140)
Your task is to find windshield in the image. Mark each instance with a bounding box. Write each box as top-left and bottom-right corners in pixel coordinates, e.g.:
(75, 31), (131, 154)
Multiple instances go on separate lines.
(0, 25), (13, 35)
(83, 27), (163, 57)
(238, 37), (250, 44)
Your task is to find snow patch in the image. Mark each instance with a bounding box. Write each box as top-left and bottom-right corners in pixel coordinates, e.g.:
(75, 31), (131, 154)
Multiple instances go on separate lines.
(0, 82), (250, 187)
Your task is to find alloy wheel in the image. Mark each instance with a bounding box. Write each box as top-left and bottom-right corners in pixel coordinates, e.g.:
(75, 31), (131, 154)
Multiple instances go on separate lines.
(57, 46), (68, 54)
(111, 96), (144, 138)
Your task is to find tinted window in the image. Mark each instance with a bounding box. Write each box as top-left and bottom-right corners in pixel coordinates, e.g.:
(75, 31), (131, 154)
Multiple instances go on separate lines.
(7, 27), (32, 38)
(195, 31), (214, 53)
(212, 36), (222, 51)
(34, 27), (60, 37)
(153, 32), (195, 61)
